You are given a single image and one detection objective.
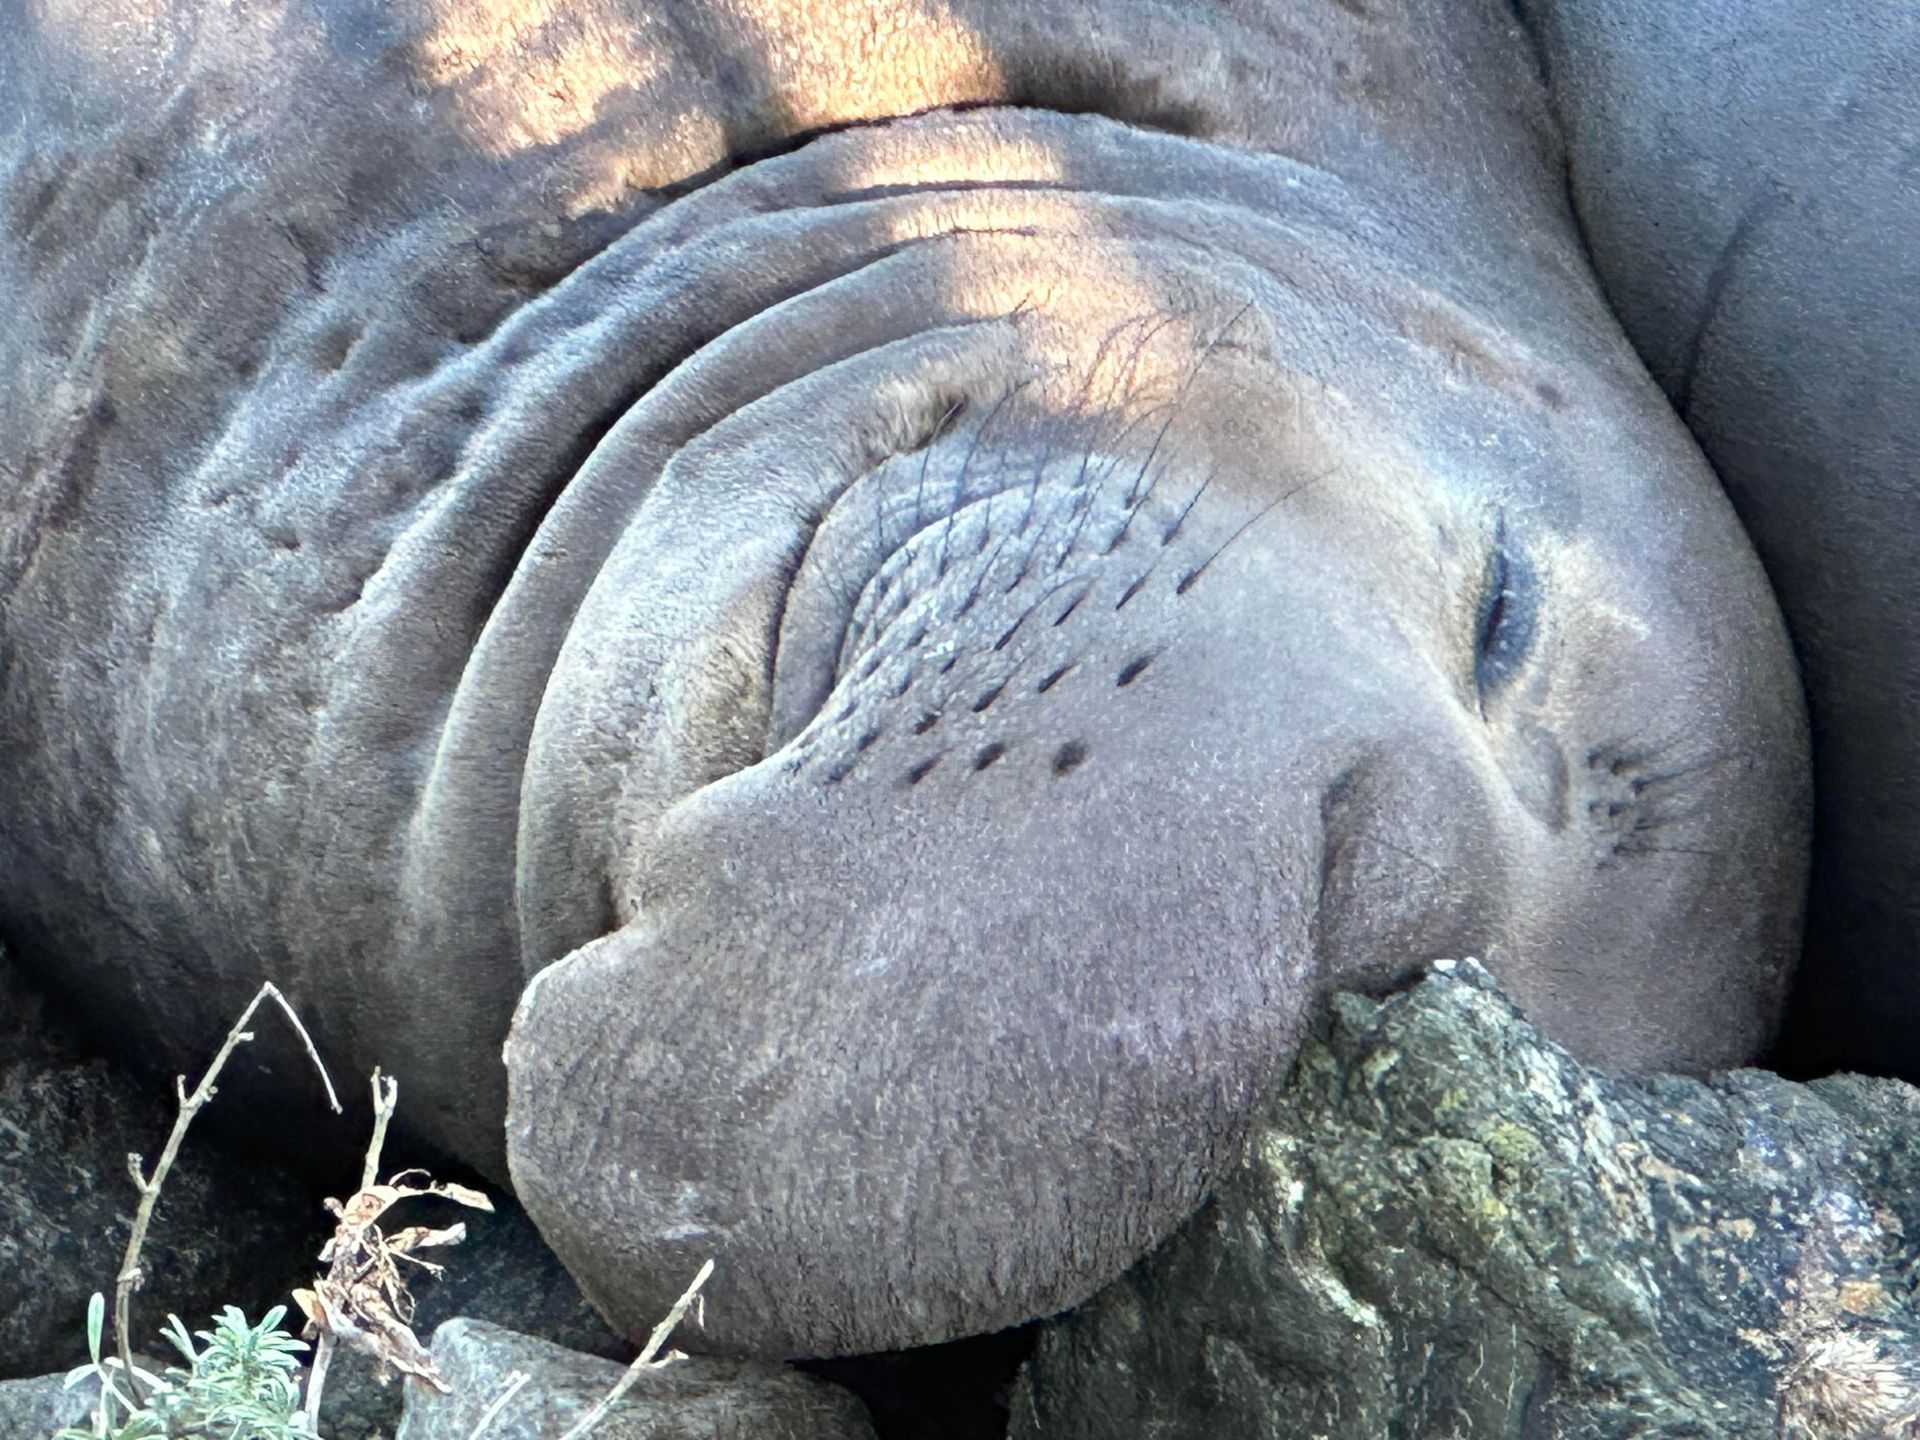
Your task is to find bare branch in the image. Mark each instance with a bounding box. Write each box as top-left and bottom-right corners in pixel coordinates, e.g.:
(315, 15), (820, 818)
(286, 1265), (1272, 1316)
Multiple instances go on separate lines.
(113, 981), (342, 1398)
(555, 1260), (718, 1440)
(299, 1080), (493, 1427)
(466, 1369), (531, 1440)
(362, 1069), (399, 1192)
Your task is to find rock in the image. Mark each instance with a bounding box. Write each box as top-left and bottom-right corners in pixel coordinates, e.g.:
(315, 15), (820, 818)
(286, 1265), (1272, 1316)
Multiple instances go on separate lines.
(394, 1318), (878, 1440)
(0, 956), (321, 1378)
(0, 1368), (102, 1438)
(1012, 960), (1920, 1440)
(0, 1355), (171, 1440)
(319, 1194), (625, 1440)
(1, 951), (621, 1424)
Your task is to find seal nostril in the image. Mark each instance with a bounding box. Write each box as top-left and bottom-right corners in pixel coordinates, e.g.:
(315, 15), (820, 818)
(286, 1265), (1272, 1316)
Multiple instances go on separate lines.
(973, 742), (1007, 771)
(1052, 740), (1089, 776)
(1037, 663), (1074, 693)
(315, 324), (360, 372)
(1116, 654), (1154, 687)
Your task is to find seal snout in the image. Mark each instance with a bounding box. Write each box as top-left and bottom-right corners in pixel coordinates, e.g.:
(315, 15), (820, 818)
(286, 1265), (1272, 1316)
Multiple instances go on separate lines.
(506, 528), (1346, 1355)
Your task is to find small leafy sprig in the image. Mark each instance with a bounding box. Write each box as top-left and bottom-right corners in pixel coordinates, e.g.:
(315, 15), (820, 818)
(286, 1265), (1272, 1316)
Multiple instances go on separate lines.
(51, 980), (714, 1439)
(55, 1292), (315, 1440)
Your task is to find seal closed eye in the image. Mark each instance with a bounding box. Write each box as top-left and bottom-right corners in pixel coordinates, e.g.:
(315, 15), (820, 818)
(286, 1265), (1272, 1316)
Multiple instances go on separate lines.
(1475, 522), (1538, 698)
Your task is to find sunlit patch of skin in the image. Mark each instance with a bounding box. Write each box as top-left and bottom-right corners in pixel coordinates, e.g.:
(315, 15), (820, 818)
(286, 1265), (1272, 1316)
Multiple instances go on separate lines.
(831, 125), (1069, 194)
(417, 0), (683, 162)
(732, 0), (1002, 131)
(413, 0), (1005, 209)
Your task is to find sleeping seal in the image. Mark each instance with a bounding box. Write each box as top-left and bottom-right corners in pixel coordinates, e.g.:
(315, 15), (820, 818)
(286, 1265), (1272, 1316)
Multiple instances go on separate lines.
(0, 0), (1805, 1357)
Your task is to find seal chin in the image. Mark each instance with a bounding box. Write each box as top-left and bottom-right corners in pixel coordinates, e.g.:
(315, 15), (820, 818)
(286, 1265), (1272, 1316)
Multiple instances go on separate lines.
(506, 755), (1331, 1358)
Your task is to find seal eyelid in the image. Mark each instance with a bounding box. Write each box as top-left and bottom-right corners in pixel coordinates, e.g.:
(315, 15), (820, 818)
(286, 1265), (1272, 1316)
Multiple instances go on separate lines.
(1473, 520), (1537, 698)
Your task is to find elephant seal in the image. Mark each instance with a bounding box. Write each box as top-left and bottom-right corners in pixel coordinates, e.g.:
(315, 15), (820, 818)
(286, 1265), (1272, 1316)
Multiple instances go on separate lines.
(0, 0), (1804, 1358)
(1515, 0), (1920, 1082)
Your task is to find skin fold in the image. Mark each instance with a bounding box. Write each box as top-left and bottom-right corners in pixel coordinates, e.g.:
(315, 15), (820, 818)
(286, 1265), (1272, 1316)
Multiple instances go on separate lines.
(0, 0), (1805, 1358)
(1517, 0), (1920, 1084)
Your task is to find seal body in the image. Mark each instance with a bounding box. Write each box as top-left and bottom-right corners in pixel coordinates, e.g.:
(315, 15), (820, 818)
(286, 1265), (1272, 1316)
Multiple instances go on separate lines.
(0, 0), (1806, 1356)
(1519, 0), (1920, 1080)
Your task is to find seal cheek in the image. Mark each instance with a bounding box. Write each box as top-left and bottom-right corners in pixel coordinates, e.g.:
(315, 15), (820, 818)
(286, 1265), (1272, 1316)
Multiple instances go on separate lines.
(1504, 718), (1572, 831)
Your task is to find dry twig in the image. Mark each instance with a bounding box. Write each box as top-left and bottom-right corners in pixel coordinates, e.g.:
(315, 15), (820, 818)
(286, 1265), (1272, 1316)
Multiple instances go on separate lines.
(465, 1369), (532, 1440)
(554, 1259), (717, 1440)
(114, 981), (342, 1399)
(295, 1069), (492, 1428)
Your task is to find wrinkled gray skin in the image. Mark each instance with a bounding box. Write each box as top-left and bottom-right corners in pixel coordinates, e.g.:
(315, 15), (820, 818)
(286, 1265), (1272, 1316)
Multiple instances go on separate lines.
(0, 0), (1804, 1359)
(1517, 0), (1920, 1082)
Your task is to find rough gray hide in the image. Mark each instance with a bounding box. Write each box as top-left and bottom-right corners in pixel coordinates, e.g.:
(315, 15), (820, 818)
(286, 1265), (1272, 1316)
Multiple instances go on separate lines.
(1517, 0), (1920, 1081)
(0, 0), (1807, 1361)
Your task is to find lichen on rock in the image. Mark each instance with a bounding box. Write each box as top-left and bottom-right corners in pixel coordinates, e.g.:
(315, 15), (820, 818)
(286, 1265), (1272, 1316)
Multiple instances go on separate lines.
(1013, 960), (1920, 1439)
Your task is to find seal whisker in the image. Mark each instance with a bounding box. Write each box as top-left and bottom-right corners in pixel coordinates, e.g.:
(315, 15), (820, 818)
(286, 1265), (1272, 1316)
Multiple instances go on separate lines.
(1162, 466), (1216, 546)
(996, 576), (1085, 649)
(913, 397), (968, 533)
(1104, 308), (1189, 414)
(954, 535), (1011, 619)
(1107, 424), (1177, 553)
(1051, 586), (1091, 627)
(1055, 440), (1113, 567)
(1114, 556), (1163, 610)
(940, 378), (1029, 578)
(1007, 465), (1088, 590)
(1113, 298), (1252, 544)
(971, 680), (1008, 713)
(1176, 496), (1286, 596)
(1057, 403), (1175, 568)
(1176, 466), (1334, 595)
(1073, 311), (1168, 422)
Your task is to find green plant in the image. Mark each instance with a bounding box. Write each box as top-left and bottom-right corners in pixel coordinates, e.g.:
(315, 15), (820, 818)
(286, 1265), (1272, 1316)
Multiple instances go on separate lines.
(51, 980), (714, 1438)
(56, 1291), (315, 1440)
